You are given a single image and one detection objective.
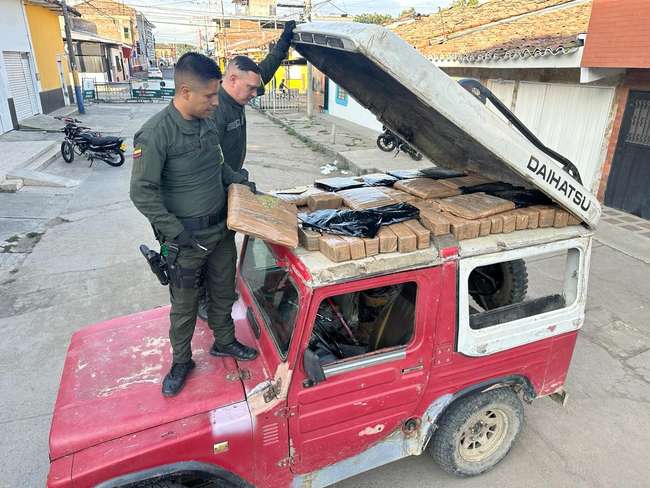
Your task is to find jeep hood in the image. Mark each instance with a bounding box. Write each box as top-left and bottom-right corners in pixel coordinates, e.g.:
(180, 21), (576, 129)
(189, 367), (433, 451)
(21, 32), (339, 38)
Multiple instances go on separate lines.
(49, 307), (246, 460)
(292, 22), (600, 228)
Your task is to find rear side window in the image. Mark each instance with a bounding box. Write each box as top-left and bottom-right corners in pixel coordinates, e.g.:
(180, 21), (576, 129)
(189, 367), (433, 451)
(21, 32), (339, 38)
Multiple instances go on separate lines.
(458, 239), (589, 356)
(468, 249), (578, 329)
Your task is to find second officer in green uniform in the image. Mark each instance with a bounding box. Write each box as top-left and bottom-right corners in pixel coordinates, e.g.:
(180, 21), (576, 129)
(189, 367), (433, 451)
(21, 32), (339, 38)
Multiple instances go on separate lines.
(130, 53), (258, 397)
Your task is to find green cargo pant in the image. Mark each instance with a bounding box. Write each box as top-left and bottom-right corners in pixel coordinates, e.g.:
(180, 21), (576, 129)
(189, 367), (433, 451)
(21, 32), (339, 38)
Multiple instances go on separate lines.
(168, 230), (237, 364)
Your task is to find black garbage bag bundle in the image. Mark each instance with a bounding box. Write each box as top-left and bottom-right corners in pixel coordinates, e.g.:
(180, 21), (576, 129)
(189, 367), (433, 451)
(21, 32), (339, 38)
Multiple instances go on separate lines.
(299, 203), (420, 238)
(360, 173), (399, 187)
(388, 168), (465, 180)
(314, 176), (365, 192)
(460, 182), (552, 208)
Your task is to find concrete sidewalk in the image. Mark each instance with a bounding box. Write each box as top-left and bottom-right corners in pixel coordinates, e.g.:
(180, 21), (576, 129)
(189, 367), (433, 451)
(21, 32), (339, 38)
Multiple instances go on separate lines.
(261, 109), (432, 174)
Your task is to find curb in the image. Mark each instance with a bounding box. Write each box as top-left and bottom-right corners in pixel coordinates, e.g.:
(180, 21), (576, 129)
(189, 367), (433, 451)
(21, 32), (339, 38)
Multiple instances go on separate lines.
(258, 108), (357, 173)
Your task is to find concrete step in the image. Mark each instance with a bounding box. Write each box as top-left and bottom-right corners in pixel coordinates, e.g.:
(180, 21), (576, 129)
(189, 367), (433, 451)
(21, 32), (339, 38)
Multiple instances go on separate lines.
(18, 141), (58, 170)
(5, 168), (79, 188)
(23, 144), (62, 172)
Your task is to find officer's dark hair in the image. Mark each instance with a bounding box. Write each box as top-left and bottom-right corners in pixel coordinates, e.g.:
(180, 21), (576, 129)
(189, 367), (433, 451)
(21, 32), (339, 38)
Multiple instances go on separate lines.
(174, 52), (222, 86)
(230, 55), (262, 75)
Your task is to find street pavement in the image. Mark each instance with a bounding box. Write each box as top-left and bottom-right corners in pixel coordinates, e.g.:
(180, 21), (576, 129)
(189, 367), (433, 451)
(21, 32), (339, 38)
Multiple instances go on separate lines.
(0, 103), (648, 487)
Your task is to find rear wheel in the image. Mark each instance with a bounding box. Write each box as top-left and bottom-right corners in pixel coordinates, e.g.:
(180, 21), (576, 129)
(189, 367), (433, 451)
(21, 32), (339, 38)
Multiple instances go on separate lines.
(103, 150), (125, 167)
(61, 141), (74, 163)
(429, 388), (524, 477)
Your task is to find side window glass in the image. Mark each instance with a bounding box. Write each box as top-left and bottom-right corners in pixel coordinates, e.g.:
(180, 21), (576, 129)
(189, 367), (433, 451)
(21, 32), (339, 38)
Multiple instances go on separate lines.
(467, 248), (580, 330)
(309, 282), (417, 365)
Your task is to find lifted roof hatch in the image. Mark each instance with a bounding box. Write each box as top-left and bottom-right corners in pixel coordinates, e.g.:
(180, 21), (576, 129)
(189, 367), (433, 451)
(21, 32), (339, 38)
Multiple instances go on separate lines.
(292, 22), (601, 228)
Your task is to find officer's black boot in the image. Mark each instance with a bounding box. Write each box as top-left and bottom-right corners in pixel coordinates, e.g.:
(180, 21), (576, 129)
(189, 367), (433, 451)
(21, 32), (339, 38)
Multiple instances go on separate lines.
(210, 340), (258, 361)
(197, 290), (209, 322)
(162, 360), (196, 397)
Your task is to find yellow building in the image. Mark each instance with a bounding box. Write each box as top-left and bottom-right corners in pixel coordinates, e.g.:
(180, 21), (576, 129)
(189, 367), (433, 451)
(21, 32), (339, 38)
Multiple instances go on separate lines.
(24, 0), (76, 113)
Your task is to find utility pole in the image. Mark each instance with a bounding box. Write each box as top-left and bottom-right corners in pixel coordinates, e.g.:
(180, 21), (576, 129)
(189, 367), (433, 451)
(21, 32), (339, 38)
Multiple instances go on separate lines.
(61, 0), (85, 114)
(305, 0), (313, 118)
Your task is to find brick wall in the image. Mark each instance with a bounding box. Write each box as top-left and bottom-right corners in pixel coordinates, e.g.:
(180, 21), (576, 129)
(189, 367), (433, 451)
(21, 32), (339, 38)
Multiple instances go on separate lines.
(75, 0), (137, 45)
(596, 70), (650, 200)
(582, 0), (650, 69)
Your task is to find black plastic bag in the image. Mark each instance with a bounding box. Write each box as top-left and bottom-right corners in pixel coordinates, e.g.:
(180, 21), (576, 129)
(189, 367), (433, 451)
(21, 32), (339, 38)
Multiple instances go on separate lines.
(299, 203), (420, 238)
(314, 176), (365, 192)
(460, 182), (552, 208)
(388, 167), (465, 180)
(360, 173), (398, 187)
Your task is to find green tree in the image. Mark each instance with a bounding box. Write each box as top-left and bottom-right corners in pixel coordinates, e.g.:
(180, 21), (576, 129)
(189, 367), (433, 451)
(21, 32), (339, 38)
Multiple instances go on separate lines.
(400, 7), (416, 17)
(451, 0), (479, 7)
(353, 13), (393, 24)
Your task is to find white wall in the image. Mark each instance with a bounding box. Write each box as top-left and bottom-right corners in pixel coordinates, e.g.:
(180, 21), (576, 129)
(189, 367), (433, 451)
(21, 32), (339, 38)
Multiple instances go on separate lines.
(483, 79), (615, 192)
(327, 80), (383, 133)
(0, 0), (38, 132)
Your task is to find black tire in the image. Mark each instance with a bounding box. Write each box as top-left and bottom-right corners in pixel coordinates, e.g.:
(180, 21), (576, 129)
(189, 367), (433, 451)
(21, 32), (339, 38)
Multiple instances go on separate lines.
(429, 388), (524, 477)
(469, 259), (528, 310)
(61, 141), (74, 163)
(103, 150), (125, 167)
(376, 134), (397, 152)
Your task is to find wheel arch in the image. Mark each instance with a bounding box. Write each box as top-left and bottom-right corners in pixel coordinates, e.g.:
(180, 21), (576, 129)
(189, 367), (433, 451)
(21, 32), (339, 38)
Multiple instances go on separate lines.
(94, 461), (254, 488)
(419, 374), (536, 452)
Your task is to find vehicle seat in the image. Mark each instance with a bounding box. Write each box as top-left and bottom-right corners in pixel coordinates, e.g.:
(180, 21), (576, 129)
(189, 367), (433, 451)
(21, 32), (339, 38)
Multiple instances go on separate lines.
(81, 133), (121, 146)
(367, 284), (416, 351)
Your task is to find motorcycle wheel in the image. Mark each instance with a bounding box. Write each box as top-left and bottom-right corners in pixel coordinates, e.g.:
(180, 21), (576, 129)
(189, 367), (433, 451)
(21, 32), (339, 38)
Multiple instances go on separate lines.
(103, 150), (125, 167)
(377, 134), (397, 152)
(61, 141), (74, 163)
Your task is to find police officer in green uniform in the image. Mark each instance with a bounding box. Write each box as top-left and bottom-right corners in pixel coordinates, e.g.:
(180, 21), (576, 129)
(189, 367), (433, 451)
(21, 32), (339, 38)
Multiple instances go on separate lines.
(196, 21), (296, 321)
(130, 53), (258, 397)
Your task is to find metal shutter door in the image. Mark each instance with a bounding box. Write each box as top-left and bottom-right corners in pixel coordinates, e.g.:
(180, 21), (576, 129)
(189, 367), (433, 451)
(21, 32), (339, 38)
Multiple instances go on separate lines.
(3, 51), (38, 120)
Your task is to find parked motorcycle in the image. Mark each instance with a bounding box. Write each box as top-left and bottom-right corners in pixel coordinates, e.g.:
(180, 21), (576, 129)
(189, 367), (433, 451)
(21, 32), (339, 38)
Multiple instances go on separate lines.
(376, 126), (423, 161)
(56, 117), (126, 167)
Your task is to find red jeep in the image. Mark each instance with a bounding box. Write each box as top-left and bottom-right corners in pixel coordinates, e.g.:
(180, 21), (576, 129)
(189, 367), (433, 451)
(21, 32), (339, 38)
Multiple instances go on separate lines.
(47, 22), (599, 488)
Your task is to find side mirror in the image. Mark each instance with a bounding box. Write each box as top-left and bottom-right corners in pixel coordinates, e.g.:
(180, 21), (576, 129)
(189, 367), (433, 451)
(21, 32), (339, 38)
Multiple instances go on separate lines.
(303, 348), (326, 388)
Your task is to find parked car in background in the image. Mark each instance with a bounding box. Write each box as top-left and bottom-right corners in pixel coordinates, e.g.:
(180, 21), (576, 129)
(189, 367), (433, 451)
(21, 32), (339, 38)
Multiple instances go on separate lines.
(148, 68), (163, 79)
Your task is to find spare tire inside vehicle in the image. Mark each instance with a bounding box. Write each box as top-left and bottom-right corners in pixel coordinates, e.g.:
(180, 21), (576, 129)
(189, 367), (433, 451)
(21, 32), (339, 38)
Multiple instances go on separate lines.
(469, 259), (528, 310)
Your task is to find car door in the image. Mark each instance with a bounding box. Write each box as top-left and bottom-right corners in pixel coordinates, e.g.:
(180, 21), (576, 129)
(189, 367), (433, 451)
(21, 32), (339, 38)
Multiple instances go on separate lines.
(286, 267), (440, 473)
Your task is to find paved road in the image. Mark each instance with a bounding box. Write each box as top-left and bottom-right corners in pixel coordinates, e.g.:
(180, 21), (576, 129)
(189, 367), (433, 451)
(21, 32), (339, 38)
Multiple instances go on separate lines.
(0, 104), (648, 487)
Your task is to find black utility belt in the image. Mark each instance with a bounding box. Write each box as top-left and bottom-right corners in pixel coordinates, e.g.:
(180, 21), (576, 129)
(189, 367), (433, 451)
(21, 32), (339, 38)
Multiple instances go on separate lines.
(179, 208), (226, 232)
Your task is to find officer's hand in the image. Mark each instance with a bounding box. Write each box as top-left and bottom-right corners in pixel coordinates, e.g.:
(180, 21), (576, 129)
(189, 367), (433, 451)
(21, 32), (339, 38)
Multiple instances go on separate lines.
(246, 180), (257, 194)
(281, 20), (296, 44)
(238, 168), (250, 181)
(174, 230), (195, 248)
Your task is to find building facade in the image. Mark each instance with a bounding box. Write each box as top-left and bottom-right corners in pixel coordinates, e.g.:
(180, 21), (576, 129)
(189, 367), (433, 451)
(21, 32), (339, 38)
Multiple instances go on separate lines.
(0, 0), (42, 132)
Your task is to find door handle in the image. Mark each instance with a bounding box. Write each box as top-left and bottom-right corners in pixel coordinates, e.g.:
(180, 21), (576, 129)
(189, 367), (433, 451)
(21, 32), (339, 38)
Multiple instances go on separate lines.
(401, 364), (424, 374)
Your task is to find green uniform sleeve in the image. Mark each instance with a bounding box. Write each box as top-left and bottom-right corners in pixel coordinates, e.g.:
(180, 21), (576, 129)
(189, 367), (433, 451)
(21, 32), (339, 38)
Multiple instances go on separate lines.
(222, 160), (248, 187)
(129, 129), (185, 240)
(258, 37), (290, 85)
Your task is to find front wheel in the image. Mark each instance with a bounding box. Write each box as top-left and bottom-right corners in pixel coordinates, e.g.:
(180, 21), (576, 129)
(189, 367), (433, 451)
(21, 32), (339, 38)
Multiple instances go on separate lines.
(103, 150), (125, 167)
(376, 134), (397, 152)
(429, 388), (524, 477)
(61, 141), (74, 163)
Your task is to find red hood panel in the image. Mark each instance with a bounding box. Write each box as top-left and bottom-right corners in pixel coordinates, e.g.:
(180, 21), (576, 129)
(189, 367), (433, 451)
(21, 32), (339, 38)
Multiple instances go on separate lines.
(50, 306), (246, 460)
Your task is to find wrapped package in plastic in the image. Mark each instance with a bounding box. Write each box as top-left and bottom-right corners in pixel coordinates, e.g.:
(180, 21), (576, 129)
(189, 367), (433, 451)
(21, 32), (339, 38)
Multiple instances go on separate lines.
(360, 173), (398, 187)
(337, 187), (397, 210)
(387, 168), (464, 180)
(439, 174), (494, 190)
(437, 192), (515, 220)
(299, 203), (420, 238)
(307, 192), (343, 211)
(379, 187), (420, 203)
(314, 176), (365, 192)
(227, 184), (298, 248)
(394, 178), (461, 199)
(273, 186), (324, 206)
(319, 234), (351, 262)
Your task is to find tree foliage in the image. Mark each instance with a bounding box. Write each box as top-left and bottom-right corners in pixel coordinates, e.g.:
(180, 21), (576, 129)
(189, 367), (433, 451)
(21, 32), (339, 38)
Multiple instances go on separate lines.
(451, 0), (479, 7)
(353, 13), (393, 25)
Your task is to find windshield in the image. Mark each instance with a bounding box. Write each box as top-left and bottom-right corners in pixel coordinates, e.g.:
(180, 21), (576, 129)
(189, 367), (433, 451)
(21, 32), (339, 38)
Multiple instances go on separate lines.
(241, 238), (300, 358)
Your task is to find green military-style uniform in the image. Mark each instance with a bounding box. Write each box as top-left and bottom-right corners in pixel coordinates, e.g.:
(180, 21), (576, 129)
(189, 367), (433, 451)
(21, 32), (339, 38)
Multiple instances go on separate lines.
(130, 102), (247, 364)
(212, 39), (291, 170)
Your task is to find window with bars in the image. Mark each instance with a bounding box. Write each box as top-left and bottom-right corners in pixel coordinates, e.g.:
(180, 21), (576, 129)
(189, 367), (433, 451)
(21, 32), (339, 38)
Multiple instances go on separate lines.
(626, 99), (650, 147)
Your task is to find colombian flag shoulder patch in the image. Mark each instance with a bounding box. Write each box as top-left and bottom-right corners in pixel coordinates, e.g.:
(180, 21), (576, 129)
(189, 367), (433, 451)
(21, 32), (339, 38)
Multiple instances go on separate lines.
(133, 147), (142, 159)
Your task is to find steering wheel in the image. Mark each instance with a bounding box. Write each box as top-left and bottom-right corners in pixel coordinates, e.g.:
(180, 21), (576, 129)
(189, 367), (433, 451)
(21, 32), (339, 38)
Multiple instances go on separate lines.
(312, 323), (344, 359)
